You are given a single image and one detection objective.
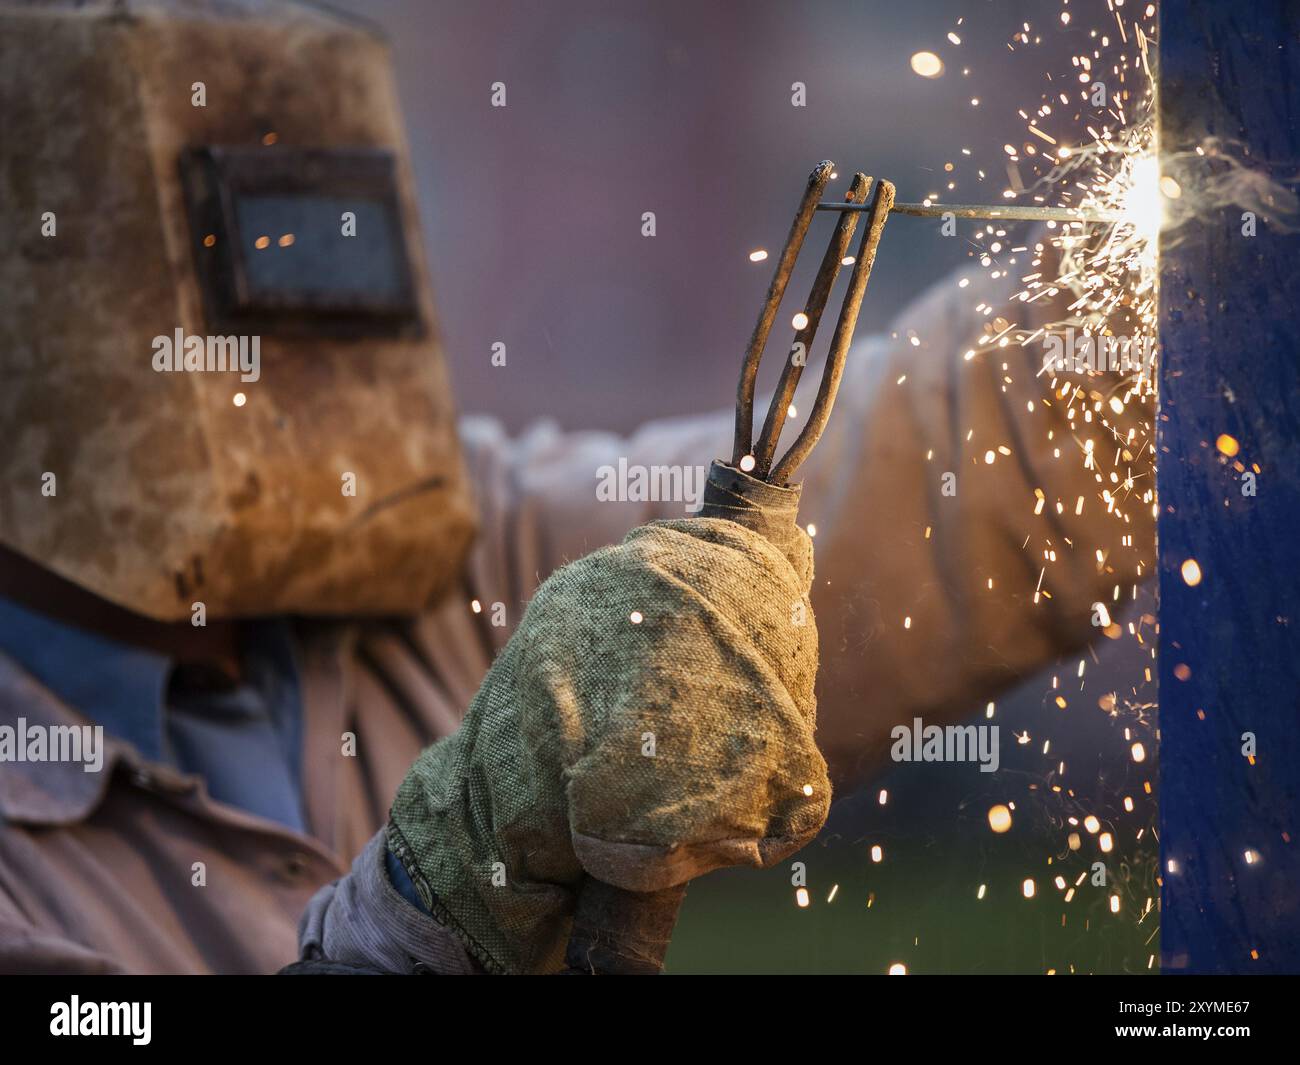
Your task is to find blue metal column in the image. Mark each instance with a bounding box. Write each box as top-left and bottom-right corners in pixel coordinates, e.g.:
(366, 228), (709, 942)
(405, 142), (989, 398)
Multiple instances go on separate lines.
(1159, 0), (1300, 973)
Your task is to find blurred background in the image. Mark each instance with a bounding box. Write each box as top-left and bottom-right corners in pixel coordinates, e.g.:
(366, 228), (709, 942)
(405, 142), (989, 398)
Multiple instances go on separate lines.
(332, 0), (1158, 973)
(333, 0), (1088, 430)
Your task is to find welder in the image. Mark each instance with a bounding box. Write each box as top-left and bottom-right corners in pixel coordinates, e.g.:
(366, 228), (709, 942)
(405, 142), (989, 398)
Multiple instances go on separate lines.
(0, 0), (1149, 974)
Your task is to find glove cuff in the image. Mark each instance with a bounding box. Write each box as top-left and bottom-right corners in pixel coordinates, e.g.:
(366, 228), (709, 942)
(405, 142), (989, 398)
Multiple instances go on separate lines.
(700, 459), (811, 586)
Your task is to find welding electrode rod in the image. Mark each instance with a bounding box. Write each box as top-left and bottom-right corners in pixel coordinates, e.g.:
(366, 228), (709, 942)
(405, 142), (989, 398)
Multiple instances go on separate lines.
(733, 161), (836, 468)
(816, 201), (1120, 223)
(752, 172), (869, 477)
(770, 178), (895, 485)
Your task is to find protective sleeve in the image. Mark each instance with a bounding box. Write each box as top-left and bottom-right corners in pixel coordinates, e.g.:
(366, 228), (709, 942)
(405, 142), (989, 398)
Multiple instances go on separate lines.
(458, 263), (1152, 788)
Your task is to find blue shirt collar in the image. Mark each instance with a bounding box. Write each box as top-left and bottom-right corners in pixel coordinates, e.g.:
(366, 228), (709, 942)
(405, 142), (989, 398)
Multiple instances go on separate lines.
(0, 595), (172, 762)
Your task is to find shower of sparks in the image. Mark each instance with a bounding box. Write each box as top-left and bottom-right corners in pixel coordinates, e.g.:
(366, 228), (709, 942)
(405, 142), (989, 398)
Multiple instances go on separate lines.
(754, 0), (1166, 974)
(971, 0), (1159, 973)
(892, 0), (1160, 973)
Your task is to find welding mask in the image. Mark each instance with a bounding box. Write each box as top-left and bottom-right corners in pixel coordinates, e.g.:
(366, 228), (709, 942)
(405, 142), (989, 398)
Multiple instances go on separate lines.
(0, 0), (477, 621)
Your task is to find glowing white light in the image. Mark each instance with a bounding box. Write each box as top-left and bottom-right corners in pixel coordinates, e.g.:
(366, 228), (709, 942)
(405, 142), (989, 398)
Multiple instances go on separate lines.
(1116, 152), (1164, 268)
(910, 52), (943, 78)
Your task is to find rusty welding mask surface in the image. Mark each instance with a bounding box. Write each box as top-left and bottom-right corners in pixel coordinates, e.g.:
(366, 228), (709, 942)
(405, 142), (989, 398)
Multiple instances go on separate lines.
(0, 0), (477, 621)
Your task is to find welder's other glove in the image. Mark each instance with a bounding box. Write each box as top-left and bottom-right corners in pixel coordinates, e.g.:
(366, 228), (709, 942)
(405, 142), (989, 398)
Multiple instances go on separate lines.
(388, 514), (830, 973)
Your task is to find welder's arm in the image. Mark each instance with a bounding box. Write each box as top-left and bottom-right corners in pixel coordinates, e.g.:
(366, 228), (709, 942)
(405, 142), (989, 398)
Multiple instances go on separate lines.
(457, 265), (1151, 789)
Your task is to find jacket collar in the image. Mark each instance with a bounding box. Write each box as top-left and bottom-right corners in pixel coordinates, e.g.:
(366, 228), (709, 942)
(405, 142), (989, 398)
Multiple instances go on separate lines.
(0, 651), (197, 825)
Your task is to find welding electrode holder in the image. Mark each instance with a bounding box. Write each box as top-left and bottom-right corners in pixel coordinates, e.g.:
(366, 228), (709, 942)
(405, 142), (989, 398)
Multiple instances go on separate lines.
(562, 161), (892, 974)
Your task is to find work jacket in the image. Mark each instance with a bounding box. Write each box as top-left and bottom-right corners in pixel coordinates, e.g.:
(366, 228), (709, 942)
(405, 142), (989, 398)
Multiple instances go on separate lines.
(0, 270), (1148, 972)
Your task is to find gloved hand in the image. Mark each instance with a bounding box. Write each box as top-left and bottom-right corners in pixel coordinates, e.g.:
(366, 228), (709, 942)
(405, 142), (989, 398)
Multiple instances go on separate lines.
(388, 491), (830, 974)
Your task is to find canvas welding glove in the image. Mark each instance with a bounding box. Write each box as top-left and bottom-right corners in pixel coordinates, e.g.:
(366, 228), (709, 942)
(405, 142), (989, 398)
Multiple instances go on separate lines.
(386, 507), (831, 974)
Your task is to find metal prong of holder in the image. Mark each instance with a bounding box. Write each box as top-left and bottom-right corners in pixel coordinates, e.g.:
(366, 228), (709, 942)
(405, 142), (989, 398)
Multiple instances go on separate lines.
(750, 171), (869, 478)
(733, 162), (895, 486)
(732, 160), (835, 471)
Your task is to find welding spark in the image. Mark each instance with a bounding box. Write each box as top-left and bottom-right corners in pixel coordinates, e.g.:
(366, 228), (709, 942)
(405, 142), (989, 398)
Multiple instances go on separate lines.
(930, 4), (1163, 968)
(786, 0), (1165, 972)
